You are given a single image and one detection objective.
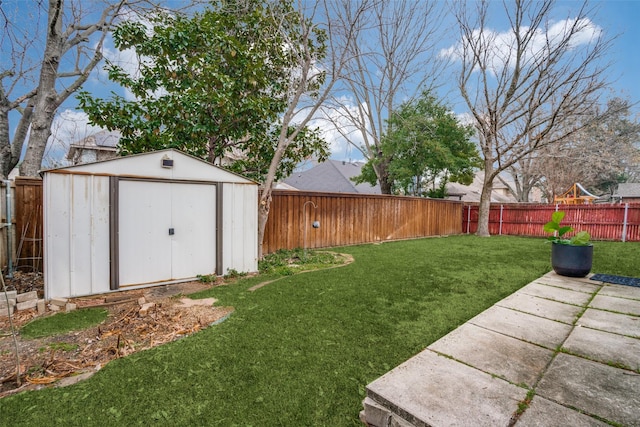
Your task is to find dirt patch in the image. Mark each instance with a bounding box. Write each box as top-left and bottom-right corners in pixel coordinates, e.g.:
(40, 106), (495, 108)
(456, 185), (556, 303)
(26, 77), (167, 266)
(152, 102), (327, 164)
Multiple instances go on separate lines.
(0, 277), (231, 398)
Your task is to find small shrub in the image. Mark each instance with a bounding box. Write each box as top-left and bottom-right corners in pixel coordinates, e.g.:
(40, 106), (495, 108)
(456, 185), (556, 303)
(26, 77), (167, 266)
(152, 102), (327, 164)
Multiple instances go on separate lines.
(224, 269), (247, 280)
(197, 274), (218, 283)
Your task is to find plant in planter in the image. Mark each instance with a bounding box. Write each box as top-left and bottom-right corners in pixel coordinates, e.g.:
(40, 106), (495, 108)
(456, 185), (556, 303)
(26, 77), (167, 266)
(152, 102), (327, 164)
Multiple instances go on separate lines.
(543, 211), (593, 277)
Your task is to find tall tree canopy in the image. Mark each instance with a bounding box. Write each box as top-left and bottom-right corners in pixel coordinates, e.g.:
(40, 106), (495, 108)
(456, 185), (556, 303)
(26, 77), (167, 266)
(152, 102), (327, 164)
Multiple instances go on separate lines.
(534, 97), (640, 200)
(448, 0), (612, 236)
(326, 0), (447, 194)
(357, 91), (480, 197)
(77, 0), (356, 257)
(78, 0), (329, 181)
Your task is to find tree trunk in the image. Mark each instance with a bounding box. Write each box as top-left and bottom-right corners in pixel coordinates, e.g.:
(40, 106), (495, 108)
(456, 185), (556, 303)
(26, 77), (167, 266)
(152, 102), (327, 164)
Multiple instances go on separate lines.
(21, 112), (56, 176)
(0, 107), (11, 180)
(477, 164), (495, 237)
(379, 175), (392, 194)
(257, 190), (272, 259)
(19, 0), (63, 177)
(373, 158), (393, 194)
(519, 181), (532, 203)
(6, 104), (34, 177)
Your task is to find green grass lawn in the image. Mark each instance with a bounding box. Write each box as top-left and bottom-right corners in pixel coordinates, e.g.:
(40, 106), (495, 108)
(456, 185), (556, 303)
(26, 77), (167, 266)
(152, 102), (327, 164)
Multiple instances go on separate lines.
(1, 235), (638, 426)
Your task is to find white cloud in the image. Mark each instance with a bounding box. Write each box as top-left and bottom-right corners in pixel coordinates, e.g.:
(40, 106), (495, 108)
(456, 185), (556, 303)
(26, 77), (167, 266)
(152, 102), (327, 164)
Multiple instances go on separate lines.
(455, 111), (476, 127)
(440, 17), (602, 73)
(43, 110), (103, 168)
(307, 96), (369, 161)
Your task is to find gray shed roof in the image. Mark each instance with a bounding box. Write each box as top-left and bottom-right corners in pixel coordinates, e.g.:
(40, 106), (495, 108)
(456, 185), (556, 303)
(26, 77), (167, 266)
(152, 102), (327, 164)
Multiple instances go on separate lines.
(283, 160), (381, 194)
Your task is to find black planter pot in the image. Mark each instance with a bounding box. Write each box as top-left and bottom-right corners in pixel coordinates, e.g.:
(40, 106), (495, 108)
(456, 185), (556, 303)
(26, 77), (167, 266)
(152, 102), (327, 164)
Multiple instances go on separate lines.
(551, 242), (593, 278)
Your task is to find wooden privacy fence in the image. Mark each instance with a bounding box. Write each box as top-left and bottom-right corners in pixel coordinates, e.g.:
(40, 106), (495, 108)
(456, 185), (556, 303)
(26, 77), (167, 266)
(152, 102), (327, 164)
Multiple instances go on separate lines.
(463, 203), (640, 242)
(261, 190), (463, 254)
(13, 177), (44, 272)
(0, 177), (43, 274)
(5, 182), (463, 272)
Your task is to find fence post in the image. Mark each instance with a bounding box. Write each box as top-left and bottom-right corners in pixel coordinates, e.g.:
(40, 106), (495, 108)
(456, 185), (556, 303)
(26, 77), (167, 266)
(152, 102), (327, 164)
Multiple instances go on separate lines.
(499, 205), (503, 235)
(466, 205), (471, 234)
(622, 203), (629, 243)
(4, 180), (12, 278)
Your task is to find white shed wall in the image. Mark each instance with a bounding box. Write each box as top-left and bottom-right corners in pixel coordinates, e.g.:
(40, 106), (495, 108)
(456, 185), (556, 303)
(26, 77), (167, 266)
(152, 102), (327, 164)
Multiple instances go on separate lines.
(44, 150), (258, 299)
(221, 183), (258, 274)
(44, 173), (111, 298)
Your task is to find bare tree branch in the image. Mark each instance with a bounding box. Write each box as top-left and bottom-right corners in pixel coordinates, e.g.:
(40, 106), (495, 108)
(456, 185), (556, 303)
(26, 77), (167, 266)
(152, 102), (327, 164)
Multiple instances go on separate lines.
(449, 0), (613, 235)
(0, 0), (199, 178)
(324, 0), (447, 193)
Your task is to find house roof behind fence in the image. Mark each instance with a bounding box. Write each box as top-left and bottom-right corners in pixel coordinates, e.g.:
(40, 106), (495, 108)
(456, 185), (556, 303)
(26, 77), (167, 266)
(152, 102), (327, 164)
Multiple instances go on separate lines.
(615, 183), (640, 197)
(283, 160), (381, 194)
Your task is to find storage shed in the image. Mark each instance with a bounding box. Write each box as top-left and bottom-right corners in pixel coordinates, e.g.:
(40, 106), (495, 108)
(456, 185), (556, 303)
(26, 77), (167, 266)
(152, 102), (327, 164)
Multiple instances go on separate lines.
(42, 149), (258, 299)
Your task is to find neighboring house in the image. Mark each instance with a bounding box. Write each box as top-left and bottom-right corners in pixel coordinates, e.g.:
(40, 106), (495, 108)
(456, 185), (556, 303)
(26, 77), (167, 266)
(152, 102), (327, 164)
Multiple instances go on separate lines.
(446, 171), (517, 203)
(282, 163), (545, 203)
(446, 171), (544, 203)
(613, 183), (640, 203)
(66, 131), (246, 167)
(283, 160), (381, 194)
(66, 130), (120, 165)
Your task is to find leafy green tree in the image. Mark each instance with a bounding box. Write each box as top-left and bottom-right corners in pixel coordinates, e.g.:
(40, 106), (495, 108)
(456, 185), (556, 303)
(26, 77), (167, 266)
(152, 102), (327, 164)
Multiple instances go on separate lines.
(77, 0), (328, 180)
(227, 125), (328, 182)
(356, 91), (480, 197)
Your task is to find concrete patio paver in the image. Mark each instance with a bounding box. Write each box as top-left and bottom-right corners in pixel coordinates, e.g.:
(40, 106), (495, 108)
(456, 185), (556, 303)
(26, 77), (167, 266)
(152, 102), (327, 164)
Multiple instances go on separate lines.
(599, 284), (640, 300)
(516, 396), (610, 427)
(536, 353), (640, 427)
(429, 323), (554, 387)
(589, 293), (640, 315)
(496, 292), (582, 324)
(563, 325), (640, 370)
(579, 308), (640, 338)
(360, 272), (640, 427)
(366, 349), (527, 427)
(518, 282), (593, 305)
(469, 305), (572, 349)
(533, 276), (601, 293)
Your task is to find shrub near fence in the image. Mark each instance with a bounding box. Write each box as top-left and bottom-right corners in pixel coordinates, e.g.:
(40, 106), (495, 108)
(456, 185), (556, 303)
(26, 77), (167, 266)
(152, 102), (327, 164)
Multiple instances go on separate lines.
(463, 203), (640, 242)
(262, 190), (463, 254)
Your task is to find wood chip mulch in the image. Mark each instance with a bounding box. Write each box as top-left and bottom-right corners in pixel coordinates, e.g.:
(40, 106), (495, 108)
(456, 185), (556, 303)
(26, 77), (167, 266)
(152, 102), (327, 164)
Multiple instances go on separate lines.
(0, 276), (232, 398)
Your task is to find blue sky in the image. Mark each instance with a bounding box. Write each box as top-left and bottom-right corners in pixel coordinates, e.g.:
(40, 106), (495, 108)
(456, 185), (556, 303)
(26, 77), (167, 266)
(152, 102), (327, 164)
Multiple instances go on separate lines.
(592, 0), (640, 111)
(3, 0), (639, 165)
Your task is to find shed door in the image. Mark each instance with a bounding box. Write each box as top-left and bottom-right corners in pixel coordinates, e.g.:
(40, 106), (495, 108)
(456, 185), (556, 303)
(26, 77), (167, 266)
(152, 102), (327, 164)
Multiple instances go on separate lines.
(118, 180), (216, 287)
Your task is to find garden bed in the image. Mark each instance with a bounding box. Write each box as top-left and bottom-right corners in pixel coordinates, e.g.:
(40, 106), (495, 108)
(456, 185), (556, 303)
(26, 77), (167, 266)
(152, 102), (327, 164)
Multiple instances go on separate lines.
(0, 276), (232, 398)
